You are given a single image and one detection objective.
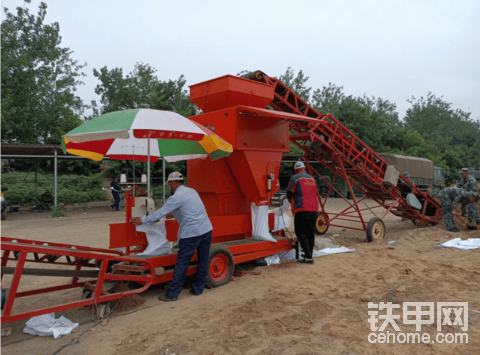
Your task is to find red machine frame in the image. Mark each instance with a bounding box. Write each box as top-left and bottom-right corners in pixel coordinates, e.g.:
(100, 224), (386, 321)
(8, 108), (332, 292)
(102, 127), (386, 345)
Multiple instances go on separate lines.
(253, 72), (443, 236)
(1, 197), (292, 323)
(1, 70), (443, 323)
(1, 237), (155, 323)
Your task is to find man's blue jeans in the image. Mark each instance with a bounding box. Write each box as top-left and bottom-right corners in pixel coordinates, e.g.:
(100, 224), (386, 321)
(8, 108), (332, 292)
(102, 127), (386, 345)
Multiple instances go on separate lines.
(166, 231), (212, 299)
(111, 192), (121, 211)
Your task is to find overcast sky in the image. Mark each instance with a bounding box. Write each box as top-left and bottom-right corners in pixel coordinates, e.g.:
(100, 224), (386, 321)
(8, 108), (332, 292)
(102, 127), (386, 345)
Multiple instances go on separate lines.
(3, 0), (480, 121)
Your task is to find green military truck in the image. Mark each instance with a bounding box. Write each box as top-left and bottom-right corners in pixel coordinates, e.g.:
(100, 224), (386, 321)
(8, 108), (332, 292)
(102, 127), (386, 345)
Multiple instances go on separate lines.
(378, 154), (444, 193)
(468, 167), (480, 181)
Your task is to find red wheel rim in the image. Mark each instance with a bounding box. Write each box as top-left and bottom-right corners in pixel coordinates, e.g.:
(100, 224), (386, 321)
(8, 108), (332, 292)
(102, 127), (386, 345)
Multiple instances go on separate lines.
(209, 254), (230, 281)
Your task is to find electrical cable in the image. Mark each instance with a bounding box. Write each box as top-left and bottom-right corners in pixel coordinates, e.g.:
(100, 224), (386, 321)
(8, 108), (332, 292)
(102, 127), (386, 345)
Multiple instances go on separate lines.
(2, 283), (125, 351)
(48, 282), (128, 355)
(50, 319), (102, 355)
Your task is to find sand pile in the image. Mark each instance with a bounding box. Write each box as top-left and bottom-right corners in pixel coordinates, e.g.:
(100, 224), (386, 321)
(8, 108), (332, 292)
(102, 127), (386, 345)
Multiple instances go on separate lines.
(110, 283), (146, 313)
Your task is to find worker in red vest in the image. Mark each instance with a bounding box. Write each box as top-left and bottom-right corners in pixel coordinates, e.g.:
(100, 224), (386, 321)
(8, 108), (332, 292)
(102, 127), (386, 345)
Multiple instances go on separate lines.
(286, 161), (319, 264)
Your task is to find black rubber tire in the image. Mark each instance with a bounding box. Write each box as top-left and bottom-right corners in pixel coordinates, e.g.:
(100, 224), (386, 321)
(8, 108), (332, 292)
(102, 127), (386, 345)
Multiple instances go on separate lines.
(315, 212), (329, 235)
(366, 217), (386, 242)
(206, 245), (235, 288)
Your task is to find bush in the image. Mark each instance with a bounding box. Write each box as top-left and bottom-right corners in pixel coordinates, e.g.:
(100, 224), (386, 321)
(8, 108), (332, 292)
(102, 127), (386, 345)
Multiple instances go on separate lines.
(2, 172), (107, 205)
(3, 186), (36, 205)
(51, 205), (65, 217)
(86, 189), (108, 201)
(151, 185), (164, 199)
(77, 173), (103, 192)
(12, 159), (101, 176)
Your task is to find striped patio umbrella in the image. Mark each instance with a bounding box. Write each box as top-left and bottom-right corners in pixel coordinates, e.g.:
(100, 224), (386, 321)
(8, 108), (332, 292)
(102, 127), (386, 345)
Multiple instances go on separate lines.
(62, 109), (233, 163)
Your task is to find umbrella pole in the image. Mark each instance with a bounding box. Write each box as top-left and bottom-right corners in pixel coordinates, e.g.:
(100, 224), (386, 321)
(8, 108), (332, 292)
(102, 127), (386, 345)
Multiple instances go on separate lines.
(163, 158), (165, 204)
(147, 139), (151, 194)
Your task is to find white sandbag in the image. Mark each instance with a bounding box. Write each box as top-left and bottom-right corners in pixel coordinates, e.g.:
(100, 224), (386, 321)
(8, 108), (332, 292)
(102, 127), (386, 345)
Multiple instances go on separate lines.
(279, 200), (291, 213)
(278, 249), (296, 261)
(439, 238), (480, 250)
(136, 217), (172, 256)
(251, 203), (277, 243)
(269, 201), (291, 232)
(278, 246), (355, 261)
(312, 246), (355, 257)
(264, 254), (281, 266)
(23, 313), (79, 339)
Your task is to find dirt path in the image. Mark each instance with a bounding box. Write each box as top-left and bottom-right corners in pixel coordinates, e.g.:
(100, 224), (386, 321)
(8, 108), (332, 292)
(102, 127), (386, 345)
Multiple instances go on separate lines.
(1, 199), (479, 354)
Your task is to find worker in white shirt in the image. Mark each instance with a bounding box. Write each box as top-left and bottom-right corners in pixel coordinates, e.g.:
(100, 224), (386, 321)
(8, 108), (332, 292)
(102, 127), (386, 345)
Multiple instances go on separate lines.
(130, 172), (213, 301)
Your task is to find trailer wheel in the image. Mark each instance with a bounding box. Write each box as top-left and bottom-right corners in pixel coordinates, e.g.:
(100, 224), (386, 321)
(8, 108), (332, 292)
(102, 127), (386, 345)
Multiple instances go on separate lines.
(206, 245), (235, 288)
(366, 217), (386, 242)
(315, 212), (329, 235)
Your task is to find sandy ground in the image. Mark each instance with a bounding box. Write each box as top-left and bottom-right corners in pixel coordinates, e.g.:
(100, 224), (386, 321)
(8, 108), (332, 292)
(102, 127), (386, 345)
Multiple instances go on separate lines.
(1, 198), (480, 354)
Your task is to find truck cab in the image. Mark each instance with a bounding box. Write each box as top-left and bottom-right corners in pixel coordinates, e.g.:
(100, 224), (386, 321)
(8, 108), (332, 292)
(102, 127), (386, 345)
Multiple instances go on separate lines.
(433, 166), (444, 193)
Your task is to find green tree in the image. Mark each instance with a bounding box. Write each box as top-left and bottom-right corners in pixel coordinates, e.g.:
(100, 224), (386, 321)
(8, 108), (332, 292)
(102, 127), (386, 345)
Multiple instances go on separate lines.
(311, 83), (401, 152)
(278, 67), (312, 103)
(311, 82), (344, 117)
(404, 93), (474, 141)
(92, 62), (200, 180)
(404, 93), (480, 172)
(276, 67), (314, 154)
(92, 62), (197, 117)
(1, 1), (87, 143)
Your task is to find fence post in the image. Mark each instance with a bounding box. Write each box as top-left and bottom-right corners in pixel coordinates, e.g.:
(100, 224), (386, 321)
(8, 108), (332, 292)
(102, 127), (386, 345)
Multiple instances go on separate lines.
(54, 150), (58, 207)
(35, 160), (38, 206)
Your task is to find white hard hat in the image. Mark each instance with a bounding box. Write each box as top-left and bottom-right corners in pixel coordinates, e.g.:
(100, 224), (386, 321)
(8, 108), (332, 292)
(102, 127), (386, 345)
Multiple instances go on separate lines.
(294, 161), (305, 170)
(164, 171), (184, 185)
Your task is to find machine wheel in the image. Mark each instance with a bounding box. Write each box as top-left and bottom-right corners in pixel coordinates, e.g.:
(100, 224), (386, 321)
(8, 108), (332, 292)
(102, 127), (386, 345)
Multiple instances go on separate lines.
(366, 217), (386, 242)
(206, 245), (235, 288)
(315, 212), (329, 235)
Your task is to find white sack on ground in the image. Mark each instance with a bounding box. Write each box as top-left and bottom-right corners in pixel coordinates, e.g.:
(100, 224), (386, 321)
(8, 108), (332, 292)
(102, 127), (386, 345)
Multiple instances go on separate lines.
(251, 203), (277, 243)
(439, 238), (480, 250)
(136, 217), (172, 256)
(269, 201), (291, 232)
(312, 246), (355, 257)
(23, 313), (79, 339)
(278, 246), (355, 261)
(277, 249), (296, 261)
(264, 254), (281, 266)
